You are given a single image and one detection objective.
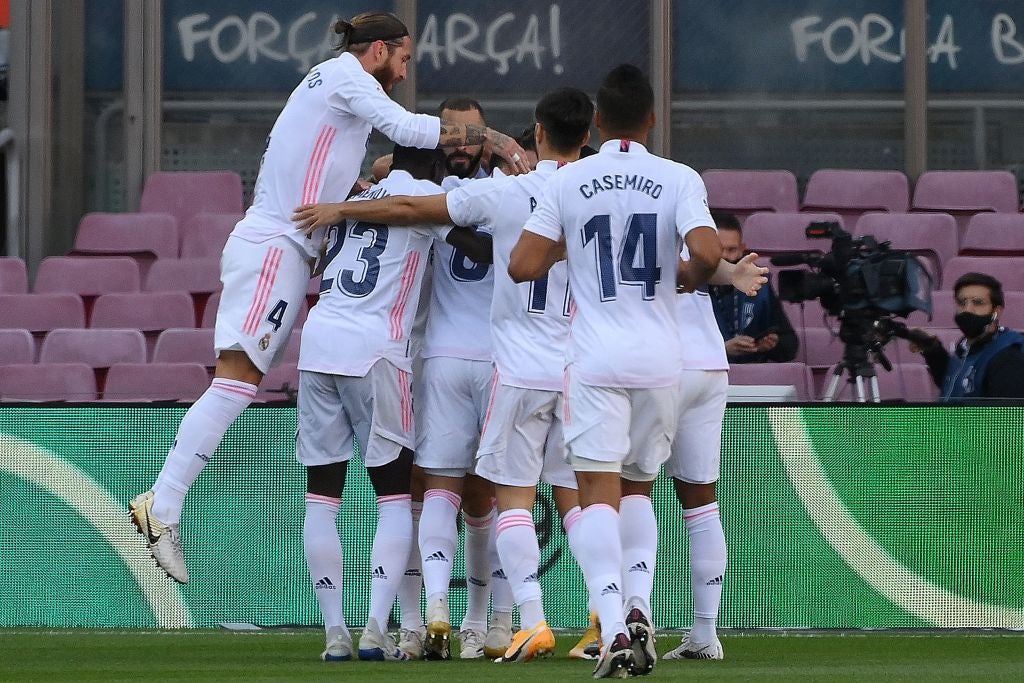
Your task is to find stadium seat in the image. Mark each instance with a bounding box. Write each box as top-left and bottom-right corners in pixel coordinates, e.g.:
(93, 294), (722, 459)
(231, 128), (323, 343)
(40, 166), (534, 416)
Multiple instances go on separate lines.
(782, 299), (829, 329)
(702, 170), (799, 221)
(39, 329), (147, 368)
(800, 327), (844, 369)
(103, 362), (210, 402)
(144, 258), (222, 324)
(959, 214), (1024, 256)
(0, 293), (86, 333)
(802, 169), (910, 227)
(153, 328), (217, 368)
(941, 256), (1024, 291)
(279, 330), (303, 365)
(141, 171), (244, 228)
(0, 329), (36, 365)
(911, 170), (1020, 234)
(0, 257), (28, 293)
(820, 362), (938, 401)
(0, 363), (99, 402)
(90, 291), (196, 337)
(855, 212), (958, 288)
(728, 362), (813, 400)
(179, 212), (241, 258)
(72, 212), (179, 262)
(742, 212), (844, 255)
(929, 289), (1024, 330)
(33, 256), (141, 296)
(255, 363), (299, 403)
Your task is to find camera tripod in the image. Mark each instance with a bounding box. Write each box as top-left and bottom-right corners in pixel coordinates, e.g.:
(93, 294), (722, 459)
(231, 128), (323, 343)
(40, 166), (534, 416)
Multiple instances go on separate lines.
(821, 314), (894, 403)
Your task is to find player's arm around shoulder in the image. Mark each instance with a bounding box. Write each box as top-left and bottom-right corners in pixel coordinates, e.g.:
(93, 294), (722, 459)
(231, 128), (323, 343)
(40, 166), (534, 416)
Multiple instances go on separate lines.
(293, 194), (452, 235)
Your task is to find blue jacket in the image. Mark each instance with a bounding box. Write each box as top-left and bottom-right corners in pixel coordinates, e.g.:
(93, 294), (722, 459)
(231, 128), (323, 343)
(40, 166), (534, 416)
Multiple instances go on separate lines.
(709, 284), (798, 363)
(937, 328), (1024, 400)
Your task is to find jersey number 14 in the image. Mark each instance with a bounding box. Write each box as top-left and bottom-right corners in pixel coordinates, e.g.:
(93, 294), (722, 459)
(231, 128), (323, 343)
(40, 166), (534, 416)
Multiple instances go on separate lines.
(582, 213), (662, 301)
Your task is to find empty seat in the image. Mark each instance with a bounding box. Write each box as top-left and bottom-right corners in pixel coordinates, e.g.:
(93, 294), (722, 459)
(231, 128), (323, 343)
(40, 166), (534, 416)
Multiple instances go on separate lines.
(912, 170), (1020, 234)
(153, 328), (217, 367)
(0, 329), (35, 365)
(928, 290), (959, 328)
(0, 293), (85, 332)
(103, 362), (210, 402)
(40, 329), (146, 368)
(960, 214), (1024, 256)
(728, 362), (813, 400)
(91, 292), (196, 333)
(0, 363), (98, 402)
(782, 299), (829, 329)
(742, 212), (844, 255)
(72, 212), (178, 260)
(941, 257), (1024, 291)
(141, 171), (244, 228)
(702, 170), (799, 221)
(855, 212), (957, 288)
(803, 169), (910, 227)
(0, 257), (28, 293)
(179, 213), (241, 258)
(256, 363), (299, 403)
(800, 327), (844, 369)
(34, 256), (140, 296)
(822, 363), (937, 402)
(145, 258), (222, 296)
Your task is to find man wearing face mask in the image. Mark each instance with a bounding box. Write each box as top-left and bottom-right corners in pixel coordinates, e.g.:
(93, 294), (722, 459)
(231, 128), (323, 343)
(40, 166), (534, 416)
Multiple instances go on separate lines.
(708, 212), (798, 363)
(909, 272), (1024, 400)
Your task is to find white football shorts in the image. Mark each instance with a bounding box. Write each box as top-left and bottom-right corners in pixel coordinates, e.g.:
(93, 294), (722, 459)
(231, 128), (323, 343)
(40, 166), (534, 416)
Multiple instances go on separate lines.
(563, 370), (681, 482)
(214, 235), (310, 374)
(415, 356), (494, 476)
(664, 369), (728, 484)
(296, 359), (414, 468)
(476, 383), (577, 490)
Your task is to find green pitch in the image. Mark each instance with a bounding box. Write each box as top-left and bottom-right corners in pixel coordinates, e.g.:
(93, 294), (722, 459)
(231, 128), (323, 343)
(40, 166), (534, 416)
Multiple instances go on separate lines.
(2, 631), (1023, 682)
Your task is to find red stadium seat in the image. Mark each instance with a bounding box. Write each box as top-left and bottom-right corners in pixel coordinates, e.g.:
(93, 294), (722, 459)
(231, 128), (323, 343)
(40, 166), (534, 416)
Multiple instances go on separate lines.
(0, 363), (98, 402)
(0, 257), (28, 293)
(803, 169), (910, 228)
(960, 214), (1024, 256)
(72, 212), (179, 261)
(141, 171), (244, 228)
(0, 293), (86, 333)
(40, 329), (146, 368)
(728, 362), (813, 401)
(179, 213), (241, 258)
(0, 329), (36, 365)
(742, 212), (844, 255)
(34, 257), (140, 296)
(702, 170), (799, 223)
(103, 362), (210, 402)
(153, 328), (217, 369)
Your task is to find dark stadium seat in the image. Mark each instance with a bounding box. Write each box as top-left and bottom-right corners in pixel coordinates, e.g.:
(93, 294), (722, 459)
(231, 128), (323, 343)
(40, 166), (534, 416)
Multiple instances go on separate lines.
(0, 257), (28, 293)
(72, 212), (179, 261)
(855, 212), (958, 288)
(40, 329), (147, 368)
(702, 169), (799, 222)
(141, 171), (244, 228)
(255, 363), (299, 403)
(153, 328), (217, 369)
(179, 212), (242, 258)
(33, 256), (141, 296)
(802, 169), (910, 227)
(103, 362), (210, 401)
(728, 362), (813, 400)
(0, 329), (36, 365)
(0, 293), (86, 333)
(960, 214), (1024, 256)
(742, 212), (844, 255)
(941, 257), (1024, 291)
(0, 363), (98, 402)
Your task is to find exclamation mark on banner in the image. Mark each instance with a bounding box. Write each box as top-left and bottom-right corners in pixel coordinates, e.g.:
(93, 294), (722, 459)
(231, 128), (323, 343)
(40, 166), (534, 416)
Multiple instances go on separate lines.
(551, 4), (563, 74)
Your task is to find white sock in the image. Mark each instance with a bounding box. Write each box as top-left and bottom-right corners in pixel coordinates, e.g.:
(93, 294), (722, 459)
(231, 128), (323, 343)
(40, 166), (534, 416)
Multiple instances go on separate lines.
(576, 503), (625, 646)
(686, 501), (727, 643)
(619, 494), (657, 618)
(461, 508), (494, 632)
(367, 494), (413, 630)
(397, 501), (424, 630)
(487, 505), (514, 618)
(495, 509), (545, 630)
(151, 378), (256, 524)
(562, 505), (594, 619)
(304, 493), (347, 634)
(419, 489), (460, 607)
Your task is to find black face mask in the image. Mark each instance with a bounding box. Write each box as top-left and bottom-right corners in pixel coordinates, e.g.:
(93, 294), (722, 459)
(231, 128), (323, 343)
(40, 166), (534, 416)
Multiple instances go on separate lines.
(954, 311), (994, 339)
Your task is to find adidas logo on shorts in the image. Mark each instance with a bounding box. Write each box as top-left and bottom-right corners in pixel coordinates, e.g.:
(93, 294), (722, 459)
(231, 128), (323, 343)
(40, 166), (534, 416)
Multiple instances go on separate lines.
(315, 577), (337, 590)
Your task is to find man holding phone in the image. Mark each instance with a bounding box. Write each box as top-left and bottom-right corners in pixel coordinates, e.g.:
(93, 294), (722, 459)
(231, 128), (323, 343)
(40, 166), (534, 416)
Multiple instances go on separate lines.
(709, 212), (798, 363)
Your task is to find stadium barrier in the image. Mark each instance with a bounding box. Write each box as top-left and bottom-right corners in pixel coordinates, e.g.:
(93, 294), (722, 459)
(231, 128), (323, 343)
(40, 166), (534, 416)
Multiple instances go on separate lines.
(1, 405), (1022, 630)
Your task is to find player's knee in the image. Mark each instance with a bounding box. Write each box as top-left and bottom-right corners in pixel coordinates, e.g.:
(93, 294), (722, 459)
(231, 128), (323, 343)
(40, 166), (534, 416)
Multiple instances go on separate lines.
(673, 479), (717, 508)
(307, 462), (347, 497)
(368, 449), (414, 497)
(214, 349), (264, 386)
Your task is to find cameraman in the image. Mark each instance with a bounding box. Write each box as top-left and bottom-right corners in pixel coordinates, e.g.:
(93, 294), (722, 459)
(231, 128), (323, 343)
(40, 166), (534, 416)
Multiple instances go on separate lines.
(910, 273), (1024, 400)
(709, 212), (798, 363)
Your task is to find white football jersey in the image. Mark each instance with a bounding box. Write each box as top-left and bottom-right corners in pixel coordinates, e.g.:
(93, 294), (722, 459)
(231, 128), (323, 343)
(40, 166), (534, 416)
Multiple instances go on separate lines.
(420, 170), (495, 361)
(523, 139), (715, 388)
(447, 160), (570, 390)
(298, 171), (449, 376)
(233, 52), (440, 258)
(678, 291), (729, 370)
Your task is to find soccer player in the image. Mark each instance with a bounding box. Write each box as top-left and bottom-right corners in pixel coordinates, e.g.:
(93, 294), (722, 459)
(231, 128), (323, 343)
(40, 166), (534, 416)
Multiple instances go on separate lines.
(297, 144), (490, 662)
(294, 87), (597, 664)
(507, 64), (722, 678)
(129, 10), (529, 584)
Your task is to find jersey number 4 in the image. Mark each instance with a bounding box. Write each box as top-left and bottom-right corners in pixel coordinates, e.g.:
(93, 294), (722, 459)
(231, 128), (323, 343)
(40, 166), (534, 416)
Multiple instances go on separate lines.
(320, 221), (390, 297)
(582, 213), (662, 301)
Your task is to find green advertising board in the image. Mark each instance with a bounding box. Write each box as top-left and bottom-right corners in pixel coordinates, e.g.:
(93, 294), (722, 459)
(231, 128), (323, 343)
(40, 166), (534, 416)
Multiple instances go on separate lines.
(1, 406), (1022, 630)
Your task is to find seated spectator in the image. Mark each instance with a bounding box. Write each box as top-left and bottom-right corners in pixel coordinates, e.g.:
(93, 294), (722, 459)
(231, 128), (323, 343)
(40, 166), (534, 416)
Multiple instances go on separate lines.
(709, 212), (798, 363)
(910, 272), (1024, 400)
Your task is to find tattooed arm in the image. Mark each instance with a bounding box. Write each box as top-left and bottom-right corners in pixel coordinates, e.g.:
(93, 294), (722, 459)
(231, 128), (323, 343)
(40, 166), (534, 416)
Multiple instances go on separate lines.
(438, 122), (531, 175)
